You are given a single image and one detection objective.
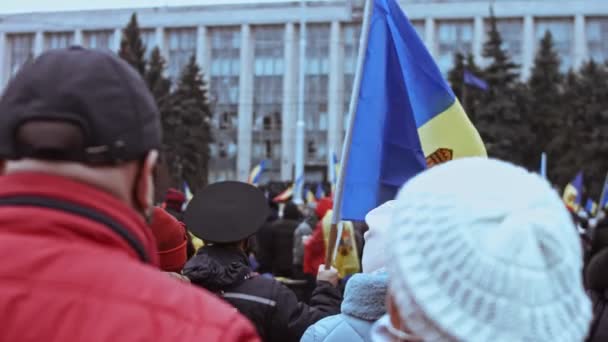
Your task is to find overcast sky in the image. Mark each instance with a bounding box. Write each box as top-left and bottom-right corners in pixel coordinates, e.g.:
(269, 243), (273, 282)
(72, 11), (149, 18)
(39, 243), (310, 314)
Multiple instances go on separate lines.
(0, 0), (290, 14)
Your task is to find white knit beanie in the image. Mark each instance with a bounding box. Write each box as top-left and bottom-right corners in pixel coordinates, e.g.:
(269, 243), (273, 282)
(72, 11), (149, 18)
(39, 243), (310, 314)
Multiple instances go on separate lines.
(387, 158), (591, 342)
(362, 200), (395, 273)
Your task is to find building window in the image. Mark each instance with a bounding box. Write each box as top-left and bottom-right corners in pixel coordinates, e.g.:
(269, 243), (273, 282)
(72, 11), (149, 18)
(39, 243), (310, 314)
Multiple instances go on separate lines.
(140, 29), (157, 59)
(219, 112), (233, 130)
(305, 24), (330, 164)
(44, 32), (74, 50)
(487, 19), (523, 66)
(436, 20), (474, 74)
(265, 140), (273, 158)
(536, 19), (574, 72)
(167, 28), (196, 81)
(252, 26), (284, 176)
(218, 142), (228, 159)
(7, 33), (34, 78)
(587, 18), (608, 63)
(307, 140), (316, 155)
(83, 30), (113, 51)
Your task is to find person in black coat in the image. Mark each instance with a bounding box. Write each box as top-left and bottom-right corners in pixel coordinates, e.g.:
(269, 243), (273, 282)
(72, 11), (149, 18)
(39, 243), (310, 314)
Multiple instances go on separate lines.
(257, 201), (303, 277)
(182, 182), (342, 342)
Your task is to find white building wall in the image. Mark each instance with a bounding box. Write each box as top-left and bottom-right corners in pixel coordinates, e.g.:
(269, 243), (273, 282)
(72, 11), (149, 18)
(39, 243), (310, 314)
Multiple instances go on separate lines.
(327, 20), (343, 177)
(34, 31), (44, 56)
(237, 24), (254, 182)
(522, 15), (535, 79)
(281, 22), (297, 180)
(574, 14), (587, 68)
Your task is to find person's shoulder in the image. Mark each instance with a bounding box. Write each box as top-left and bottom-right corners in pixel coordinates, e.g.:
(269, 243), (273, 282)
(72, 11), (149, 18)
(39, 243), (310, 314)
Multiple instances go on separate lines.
(302, 314), (362, 342)
(120, 265), (260, 340)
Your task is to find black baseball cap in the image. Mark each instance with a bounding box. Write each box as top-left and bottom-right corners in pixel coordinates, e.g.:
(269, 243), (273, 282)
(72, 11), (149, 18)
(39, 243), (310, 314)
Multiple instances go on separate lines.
(0, 46), (161, 164)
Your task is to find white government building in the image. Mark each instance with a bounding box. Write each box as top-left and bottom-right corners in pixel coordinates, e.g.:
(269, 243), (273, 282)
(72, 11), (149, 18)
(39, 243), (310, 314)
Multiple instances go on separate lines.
(1, 0), (607, 183)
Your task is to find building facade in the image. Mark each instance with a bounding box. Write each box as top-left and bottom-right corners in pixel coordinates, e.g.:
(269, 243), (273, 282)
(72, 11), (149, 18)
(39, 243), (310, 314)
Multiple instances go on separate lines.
(1, 0), (607, 183)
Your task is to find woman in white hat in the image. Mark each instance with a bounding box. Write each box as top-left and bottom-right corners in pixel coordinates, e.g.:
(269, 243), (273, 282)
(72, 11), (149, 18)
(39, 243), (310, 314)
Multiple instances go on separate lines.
(374, 158), (592, 342)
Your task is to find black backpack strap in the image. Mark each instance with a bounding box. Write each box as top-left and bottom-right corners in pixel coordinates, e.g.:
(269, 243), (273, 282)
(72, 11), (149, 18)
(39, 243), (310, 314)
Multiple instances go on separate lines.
(0, 195), (150, 263)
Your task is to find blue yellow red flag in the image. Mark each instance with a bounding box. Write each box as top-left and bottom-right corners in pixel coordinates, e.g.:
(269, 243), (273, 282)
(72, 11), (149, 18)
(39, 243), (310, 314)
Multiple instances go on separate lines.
(248, 160), (266, 185)
(563, 171), (583, 211)
(339, 0), (486, 221)
(273, 185), (294, 203)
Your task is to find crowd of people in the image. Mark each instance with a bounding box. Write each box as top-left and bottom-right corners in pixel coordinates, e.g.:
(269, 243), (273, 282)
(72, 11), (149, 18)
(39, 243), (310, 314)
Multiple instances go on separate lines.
(1, 47), (608, 342)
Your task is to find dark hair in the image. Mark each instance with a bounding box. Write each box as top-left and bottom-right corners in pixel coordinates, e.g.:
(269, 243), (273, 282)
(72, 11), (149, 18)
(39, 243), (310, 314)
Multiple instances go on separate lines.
(283, 201), (303, 220)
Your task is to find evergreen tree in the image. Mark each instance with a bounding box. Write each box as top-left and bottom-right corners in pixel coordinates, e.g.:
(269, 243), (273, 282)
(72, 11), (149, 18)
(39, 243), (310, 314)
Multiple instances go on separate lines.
(448, 52), (466, 97)
(164, 56), (212, 189)
(145, 47), (171, 103)
(447, 52), (483, 123)
(118, 13), (146, 75)
(558, 61), (608, 198)
(527, 31), (566, 181)
(145, 47), (173, 180)
(476, 8), (532, 166)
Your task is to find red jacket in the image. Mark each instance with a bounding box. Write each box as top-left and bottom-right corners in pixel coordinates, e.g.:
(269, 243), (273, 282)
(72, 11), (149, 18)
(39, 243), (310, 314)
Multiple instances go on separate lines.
(0, 172), (259, 342)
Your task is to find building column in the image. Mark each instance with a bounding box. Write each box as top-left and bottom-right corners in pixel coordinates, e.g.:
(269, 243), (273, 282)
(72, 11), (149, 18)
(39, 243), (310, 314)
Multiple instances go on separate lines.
(327, 21), (344, 177)
(0, 32), (6, 88)
(113, 28), (121, 51)
(237, 24), (254, 182)
(574, 14), (587, 69)
(155, 27), (167, 59)
(473, 16), (484, 65)
(281, 22), (297, 180)
(196, 26), (211, 83)
(522, 15), (535, 79)
(74, 29), (83, 46)
(34, 31), (44, 56)
(424, 17), (436, 57)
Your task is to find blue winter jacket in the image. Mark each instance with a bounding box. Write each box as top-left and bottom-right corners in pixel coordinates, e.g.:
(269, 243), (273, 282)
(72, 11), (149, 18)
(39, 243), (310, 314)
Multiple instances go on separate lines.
(301, 272), (388, 342)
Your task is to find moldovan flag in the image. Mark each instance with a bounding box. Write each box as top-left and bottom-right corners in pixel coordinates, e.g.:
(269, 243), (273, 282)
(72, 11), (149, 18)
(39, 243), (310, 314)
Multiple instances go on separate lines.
(340, 0), (486, 221)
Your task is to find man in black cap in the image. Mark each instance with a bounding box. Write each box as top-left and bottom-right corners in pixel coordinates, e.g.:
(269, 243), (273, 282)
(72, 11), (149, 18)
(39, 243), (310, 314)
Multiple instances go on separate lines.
(183, 181), (342, 342)
(0, 47), (258, 341)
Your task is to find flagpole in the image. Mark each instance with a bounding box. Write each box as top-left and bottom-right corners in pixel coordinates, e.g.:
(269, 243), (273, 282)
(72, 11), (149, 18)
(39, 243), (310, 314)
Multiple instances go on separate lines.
(540, 152), (547, 179)
(325, 0), (373, 269)
(294, 0), (307, 202)
(461, 73), (467, 112)
(599, 171), (608, 211)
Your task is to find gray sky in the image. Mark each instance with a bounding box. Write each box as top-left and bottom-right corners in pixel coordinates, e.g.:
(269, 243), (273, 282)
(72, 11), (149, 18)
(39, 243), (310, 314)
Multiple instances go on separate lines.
(0, 0), (288, 14)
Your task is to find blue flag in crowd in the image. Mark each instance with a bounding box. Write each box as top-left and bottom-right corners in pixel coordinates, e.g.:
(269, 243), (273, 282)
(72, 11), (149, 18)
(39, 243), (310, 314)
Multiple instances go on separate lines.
(316, 183), (326, 199)
(464, 69), (489, 91)
(563, 171), (584, 211)
(599, 174), (608, 209)
(339, 0), (486, 221)
(340, 0), (428, 220)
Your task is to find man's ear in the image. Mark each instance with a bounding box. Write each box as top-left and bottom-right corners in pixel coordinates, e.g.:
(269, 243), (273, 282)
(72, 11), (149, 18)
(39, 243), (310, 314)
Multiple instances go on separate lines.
(136, 150), (159, 219)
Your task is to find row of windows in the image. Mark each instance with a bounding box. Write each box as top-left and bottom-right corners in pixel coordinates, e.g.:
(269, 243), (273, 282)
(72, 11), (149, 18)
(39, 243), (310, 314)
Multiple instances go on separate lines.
(7, 17), (608, 81)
